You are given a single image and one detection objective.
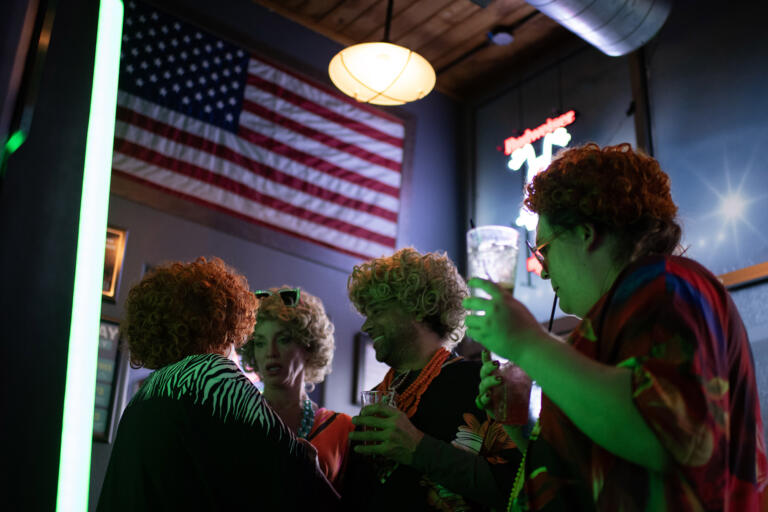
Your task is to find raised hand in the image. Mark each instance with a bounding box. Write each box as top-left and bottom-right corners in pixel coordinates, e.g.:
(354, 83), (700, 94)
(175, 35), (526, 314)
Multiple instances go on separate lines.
(349, 403), (425, 465)
(463, 277), (546, 361)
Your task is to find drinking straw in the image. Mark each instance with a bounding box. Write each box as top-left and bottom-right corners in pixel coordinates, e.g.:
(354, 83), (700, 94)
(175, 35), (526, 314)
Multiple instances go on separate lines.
(547, 295), (558, 332)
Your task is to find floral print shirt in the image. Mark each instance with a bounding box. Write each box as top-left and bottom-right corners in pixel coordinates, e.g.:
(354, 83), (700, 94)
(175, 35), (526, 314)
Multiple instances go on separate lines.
(522, 255), (767, 511)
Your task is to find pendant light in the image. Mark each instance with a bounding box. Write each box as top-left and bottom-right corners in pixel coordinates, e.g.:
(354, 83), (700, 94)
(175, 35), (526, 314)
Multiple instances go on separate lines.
(328, 0), (436, 106)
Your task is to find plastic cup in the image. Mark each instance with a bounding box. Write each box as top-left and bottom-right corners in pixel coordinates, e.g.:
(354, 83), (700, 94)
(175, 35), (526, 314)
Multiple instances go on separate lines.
(360, 390), (396, 407)
(489, 362), (532, 425)
(359, 390), (396, 447)
(467, 225), (520, 297)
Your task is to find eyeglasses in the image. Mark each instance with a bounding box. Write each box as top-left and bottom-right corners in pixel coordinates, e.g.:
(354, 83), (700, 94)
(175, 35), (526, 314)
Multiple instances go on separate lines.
(526, 231), (563, 272)
(253, 288), (301, 307)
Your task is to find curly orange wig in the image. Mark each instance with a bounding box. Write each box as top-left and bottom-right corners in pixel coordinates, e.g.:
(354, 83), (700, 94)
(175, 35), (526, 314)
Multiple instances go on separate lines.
(348, 247), (468, 346)
(525, 143), (681, 261)
(123, 257), (257, 369)
(238, 286), (335, 384)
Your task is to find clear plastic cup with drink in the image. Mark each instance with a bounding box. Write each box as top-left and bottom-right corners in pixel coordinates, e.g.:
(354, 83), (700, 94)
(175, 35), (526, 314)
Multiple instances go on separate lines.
(466, 226), (532, 423)
(359, 390), (396, 446)
(360, 390), (396, 408)
(466, 225), (520, 298)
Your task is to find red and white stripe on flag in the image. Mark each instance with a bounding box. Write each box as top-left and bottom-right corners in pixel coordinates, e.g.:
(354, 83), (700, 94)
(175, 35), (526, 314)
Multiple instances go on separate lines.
(112, 2), (404, 261)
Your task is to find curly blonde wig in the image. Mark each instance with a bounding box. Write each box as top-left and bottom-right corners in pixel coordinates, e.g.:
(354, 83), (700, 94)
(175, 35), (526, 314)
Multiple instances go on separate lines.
(525, 143), (681, 262)
(347, 247), (468, 347)
(238, 286), (335, 384)
(123, 257), (257, 369)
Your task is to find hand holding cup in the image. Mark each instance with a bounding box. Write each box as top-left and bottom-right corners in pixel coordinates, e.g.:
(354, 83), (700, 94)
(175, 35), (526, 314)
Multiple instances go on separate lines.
(476, 350), (532, 426)
(350, 401), (424, 465)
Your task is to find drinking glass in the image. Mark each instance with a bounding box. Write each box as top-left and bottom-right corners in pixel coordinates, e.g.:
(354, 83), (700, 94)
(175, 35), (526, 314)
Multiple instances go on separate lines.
(466, 225), (520, 297)
(360, 390), (396, 407)
(359, 390), (396, 447)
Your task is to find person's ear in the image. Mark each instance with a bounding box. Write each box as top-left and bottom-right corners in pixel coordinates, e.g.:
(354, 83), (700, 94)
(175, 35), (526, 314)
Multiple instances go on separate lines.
(579, 223), (600, 251)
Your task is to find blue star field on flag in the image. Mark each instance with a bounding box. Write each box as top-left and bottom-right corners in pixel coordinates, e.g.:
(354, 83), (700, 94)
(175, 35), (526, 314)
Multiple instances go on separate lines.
(119, 0), (249, 132)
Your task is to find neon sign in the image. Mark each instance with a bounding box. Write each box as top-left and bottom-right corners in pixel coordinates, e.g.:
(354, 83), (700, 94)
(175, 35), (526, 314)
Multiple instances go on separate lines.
(503, 110), (576, 156)
(505, 110), (576, 232)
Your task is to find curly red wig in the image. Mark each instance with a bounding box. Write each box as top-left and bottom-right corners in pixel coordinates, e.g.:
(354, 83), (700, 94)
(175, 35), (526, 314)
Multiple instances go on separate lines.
(123, 257), (257, 369)
(525, 143), (681, 261)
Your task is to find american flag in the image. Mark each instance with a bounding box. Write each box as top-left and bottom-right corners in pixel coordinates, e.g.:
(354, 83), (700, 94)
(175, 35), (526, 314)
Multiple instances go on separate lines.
(112, 1), (404, 260)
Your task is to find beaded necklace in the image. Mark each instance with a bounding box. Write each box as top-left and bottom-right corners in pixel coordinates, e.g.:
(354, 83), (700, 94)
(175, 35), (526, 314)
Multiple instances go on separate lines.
(506, 419), (541, 512)
(296, 398), (315, 439)
(376, 347), (451, 418)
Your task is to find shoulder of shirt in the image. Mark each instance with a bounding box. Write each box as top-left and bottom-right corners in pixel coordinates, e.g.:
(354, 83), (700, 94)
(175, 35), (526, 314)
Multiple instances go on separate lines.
(621, 254), (719, 285)
(137, 353), (241, 393)
(611, 254), (724, 304)
(315, 407), (353, 422)
(439, 355), (482, 374)
(129, 353), (294, 444)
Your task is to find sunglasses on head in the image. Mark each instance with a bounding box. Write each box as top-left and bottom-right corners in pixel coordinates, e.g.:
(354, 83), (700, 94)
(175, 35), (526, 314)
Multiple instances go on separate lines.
(254, 287), (301, 307)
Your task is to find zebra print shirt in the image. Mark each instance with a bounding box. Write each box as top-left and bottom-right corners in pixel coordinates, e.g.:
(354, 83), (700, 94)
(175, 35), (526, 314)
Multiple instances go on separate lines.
(132, 353), (298, 454)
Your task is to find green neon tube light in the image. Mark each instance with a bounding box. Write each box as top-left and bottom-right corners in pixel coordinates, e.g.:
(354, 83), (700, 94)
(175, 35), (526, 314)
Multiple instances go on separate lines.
(4, 131), (26, 155)
(56, 0), (123, 510)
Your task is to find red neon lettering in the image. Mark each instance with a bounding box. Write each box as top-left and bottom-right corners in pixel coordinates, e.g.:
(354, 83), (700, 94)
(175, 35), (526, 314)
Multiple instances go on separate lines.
(503, 110), (576, 155)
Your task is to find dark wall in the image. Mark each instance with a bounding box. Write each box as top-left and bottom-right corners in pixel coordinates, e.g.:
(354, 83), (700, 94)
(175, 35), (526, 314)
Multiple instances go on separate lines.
(0, 0), (99, 509)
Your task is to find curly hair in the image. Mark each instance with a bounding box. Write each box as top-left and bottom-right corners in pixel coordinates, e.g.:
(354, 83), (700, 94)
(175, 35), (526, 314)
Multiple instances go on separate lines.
(347, 247), (468, 347)
(525, 143), (681, 262)
(237, 287), (335, 384)
(123, 257), (257, 369)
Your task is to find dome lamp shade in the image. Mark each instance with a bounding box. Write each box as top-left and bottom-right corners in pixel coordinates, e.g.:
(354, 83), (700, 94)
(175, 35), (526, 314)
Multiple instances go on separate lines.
(328, 42), (436, 106)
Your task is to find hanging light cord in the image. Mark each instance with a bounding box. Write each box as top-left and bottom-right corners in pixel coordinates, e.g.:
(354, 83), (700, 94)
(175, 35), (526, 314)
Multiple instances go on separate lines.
(384, 0), (393, 43)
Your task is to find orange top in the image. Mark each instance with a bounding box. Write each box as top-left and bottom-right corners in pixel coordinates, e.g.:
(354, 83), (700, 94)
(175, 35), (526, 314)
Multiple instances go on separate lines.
(307, 408), (354, 489)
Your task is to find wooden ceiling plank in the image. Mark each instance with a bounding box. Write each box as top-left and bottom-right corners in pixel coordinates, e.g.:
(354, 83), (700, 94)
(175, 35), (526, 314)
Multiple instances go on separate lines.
(396, 0), (480, 55)
(439, 15), (555, 78)
(251, 0), (357, 46)
(421, 1), (537, 70)
(295, 0), (349, 21)
(419, 0), (532, 60)
(359, 0), (456, 43)
(317, 0), (381, 32)
(282, 0), (310, 9)
(341, 0), (414, 42)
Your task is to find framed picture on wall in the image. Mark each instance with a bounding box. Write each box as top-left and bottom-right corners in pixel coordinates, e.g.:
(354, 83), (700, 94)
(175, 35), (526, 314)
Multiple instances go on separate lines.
(102, 226), (128, 302)
(352, 332), (390, 404)
(93, 316), (130, 443)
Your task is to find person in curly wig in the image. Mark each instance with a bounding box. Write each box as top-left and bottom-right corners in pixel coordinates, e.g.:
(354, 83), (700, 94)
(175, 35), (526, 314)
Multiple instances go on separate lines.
(344, 247), (521, 511)
(238, 286), (353, 490)
(98, 258), (338, 511)
(467, 143), (767, 511)
(124, 257), (257, 369)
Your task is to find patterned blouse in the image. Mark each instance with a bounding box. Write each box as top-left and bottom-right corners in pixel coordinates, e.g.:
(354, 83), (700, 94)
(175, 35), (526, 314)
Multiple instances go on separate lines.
(521, 255), (767, 511)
